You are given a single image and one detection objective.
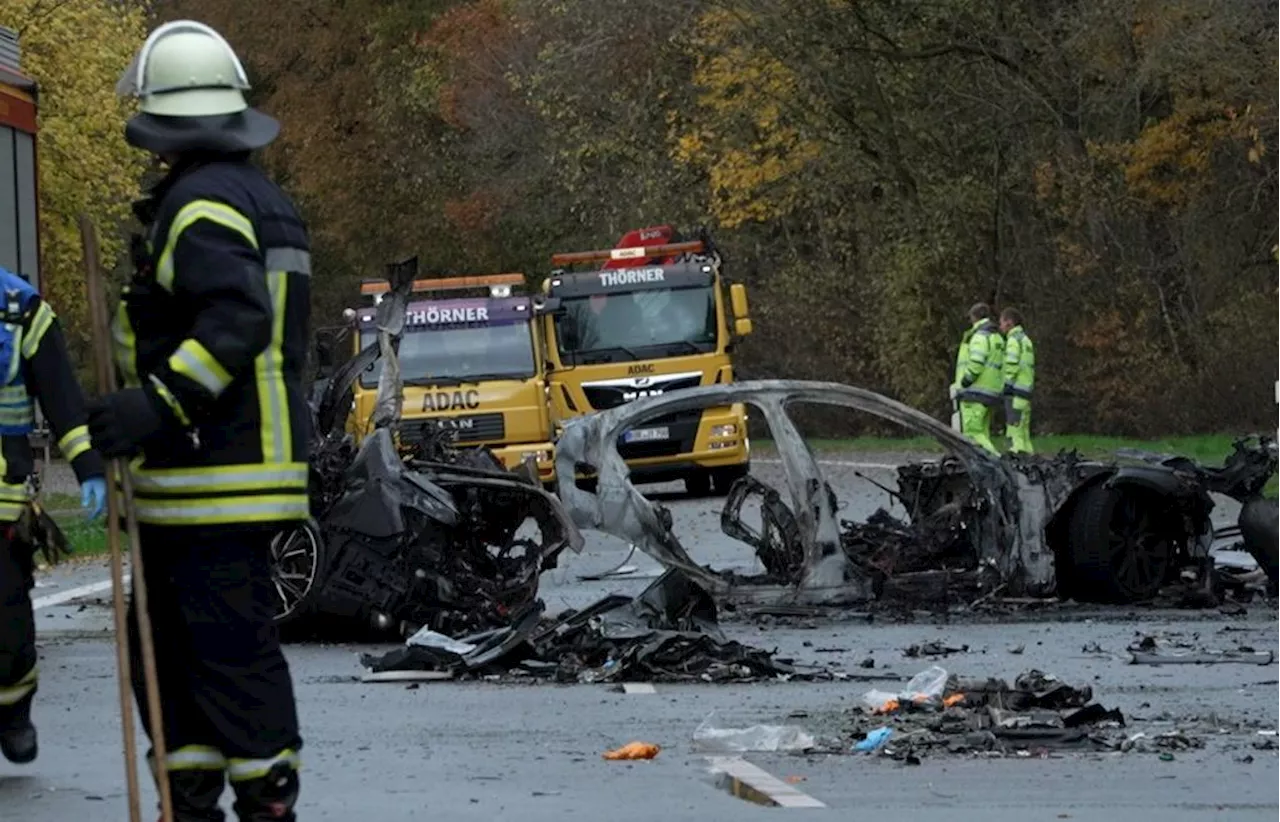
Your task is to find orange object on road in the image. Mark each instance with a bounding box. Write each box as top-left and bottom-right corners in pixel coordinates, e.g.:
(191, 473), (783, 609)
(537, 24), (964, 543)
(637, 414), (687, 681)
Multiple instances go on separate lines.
(943, 693), (966, 708)
(602, 741), (661, 760)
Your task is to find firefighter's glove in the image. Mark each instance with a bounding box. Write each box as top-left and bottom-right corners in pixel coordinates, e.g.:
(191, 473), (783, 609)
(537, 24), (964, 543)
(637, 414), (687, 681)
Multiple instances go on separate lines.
(87, 387), (167, 459)
(948, 384), (959, 401)
(80, 476), (106, 521)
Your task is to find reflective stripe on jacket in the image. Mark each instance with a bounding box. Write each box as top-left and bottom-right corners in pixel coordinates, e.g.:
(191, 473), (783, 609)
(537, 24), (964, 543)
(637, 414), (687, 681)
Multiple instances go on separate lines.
(113, 157), (313, 528)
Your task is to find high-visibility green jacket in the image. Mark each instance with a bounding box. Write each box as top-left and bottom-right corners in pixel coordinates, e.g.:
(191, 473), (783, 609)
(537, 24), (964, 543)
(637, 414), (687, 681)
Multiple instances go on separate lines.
(1002, 324), (1035, 398)
(953, 319), (1004, 405)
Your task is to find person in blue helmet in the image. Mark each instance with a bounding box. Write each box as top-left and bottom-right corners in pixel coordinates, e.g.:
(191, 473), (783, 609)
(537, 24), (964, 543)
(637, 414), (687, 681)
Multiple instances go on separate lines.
(0, 265), (106, 765)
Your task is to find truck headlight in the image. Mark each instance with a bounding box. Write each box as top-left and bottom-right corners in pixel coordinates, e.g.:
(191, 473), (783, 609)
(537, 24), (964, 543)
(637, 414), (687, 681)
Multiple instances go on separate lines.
(711, 423), (737, 438)
(525, 450), (552, 463)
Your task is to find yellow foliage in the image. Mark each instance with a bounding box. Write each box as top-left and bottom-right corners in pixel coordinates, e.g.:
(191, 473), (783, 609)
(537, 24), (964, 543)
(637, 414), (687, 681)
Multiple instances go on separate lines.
(0, 1), (148, 349)
(1089, 97), (1254, 210)
(671, 6), (825, 228)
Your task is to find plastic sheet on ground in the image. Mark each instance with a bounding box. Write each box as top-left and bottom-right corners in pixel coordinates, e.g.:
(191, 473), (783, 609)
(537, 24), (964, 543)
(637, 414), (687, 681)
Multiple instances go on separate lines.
(692, 713), (817, 753)
(359, 568), (807, 683)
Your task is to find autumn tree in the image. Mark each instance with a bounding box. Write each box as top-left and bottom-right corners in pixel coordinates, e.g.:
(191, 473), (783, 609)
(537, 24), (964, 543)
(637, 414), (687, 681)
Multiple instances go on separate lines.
(141, 0), (1278, 436)
(0, 0), (148, 358)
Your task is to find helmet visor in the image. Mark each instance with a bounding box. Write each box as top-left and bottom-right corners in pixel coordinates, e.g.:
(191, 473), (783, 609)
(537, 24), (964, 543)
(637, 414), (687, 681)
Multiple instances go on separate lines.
(116, 48), (143, 97)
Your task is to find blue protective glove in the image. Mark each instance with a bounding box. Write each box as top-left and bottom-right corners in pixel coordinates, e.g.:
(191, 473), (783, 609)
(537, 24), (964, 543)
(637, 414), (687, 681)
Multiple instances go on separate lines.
(80, 476), (107, 521)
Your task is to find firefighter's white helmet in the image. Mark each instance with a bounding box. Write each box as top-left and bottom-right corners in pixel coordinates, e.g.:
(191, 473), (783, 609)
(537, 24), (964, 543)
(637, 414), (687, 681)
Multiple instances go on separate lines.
(117, 20), (278, 153)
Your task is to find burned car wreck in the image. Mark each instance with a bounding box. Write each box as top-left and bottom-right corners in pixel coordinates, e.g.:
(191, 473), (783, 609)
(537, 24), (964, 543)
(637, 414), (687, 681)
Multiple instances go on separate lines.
(554, 380), (1278, 607)
(271, 261), (583, 637)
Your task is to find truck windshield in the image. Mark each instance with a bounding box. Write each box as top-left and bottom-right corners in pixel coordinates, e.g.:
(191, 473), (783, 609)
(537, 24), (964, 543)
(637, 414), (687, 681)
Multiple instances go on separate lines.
(554, 285), (717, 363)
(358, 322), (536, 388)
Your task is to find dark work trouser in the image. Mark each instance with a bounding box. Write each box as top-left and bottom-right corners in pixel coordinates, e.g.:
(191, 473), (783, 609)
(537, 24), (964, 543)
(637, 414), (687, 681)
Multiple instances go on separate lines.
(129, 524), (302, 820)
(0, 527), (37, 730)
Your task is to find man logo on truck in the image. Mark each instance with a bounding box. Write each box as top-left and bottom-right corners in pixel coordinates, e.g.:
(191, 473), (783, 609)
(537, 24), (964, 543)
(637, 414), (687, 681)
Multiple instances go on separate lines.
(423, 389), (481, 412)
(598, 268), (665, 288)
(429, 417), (475, 430)
(621, 388), (664, 402)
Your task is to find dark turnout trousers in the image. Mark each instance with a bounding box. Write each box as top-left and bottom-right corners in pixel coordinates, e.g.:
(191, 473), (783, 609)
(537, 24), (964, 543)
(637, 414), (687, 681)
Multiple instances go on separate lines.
(129, 524), (302, 821)
(0, 529), (37, 761)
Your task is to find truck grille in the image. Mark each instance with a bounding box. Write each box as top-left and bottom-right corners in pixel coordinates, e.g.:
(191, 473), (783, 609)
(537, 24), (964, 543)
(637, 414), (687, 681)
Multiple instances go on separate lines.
(401, 413), (505, 445)
(582, 374), (703, 411)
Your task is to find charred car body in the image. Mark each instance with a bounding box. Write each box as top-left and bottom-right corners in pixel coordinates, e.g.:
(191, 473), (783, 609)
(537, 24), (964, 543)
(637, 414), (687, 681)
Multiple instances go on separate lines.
(554, 380), (1277, 607)
(272, 261), (583, 636)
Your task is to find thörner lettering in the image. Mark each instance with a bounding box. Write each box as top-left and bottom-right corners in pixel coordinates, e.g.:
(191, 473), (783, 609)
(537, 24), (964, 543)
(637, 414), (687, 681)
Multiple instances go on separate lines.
(597, 268), (665, 288)
(422, 389), (482, 412)
(407, 305), (491, 325)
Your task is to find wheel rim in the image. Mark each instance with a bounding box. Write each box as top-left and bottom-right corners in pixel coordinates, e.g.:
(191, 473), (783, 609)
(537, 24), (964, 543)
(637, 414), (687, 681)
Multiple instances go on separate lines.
(271, 526), (321, 620)
(1108, 494), (1169, 596)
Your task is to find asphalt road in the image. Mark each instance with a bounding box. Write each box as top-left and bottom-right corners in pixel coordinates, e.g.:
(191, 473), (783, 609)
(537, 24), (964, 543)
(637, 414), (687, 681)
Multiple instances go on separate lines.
(5, 456), (1277, 821)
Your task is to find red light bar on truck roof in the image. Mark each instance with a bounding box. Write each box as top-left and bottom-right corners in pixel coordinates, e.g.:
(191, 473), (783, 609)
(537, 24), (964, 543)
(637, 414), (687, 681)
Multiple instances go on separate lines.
(359, 273), (525, 295)
(550, 240), (705, 266)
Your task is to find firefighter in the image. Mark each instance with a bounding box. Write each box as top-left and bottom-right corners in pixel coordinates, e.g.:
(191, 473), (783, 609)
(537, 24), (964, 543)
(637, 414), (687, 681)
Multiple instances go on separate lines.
(86, 20), (310, 821)
(1000, 307), (1035, 453)
(0, 265), (107, 764)
(950, 302), (1004, 455)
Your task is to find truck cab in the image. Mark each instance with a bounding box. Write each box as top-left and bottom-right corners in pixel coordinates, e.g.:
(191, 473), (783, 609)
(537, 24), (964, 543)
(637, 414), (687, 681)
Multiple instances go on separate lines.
(347, 274), (557, 483)
(539, 226), (754, 496)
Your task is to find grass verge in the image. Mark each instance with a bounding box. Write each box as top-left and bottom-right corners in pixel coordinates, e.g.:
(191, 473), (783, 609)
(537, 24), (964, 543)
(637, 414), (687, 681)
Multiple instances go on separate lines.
(41, 492), (109, 560)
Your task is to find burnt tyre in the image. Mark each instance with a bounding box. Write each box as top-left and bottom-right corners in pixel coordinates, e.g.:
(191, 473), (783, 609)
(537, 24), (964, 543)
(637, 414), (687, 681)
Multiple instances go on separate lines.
(1068, 484), (1173, 603)
(711, 464), (750, 496)
(270, 520), (327, 625)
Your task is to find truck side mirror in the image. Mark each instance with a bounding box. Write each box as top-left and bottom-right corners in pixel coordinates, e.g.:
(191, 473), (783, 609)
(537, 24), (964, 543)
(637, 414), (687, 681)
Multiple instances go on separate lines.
(729, 284), (752, 336)
(533, 296), (563, 315)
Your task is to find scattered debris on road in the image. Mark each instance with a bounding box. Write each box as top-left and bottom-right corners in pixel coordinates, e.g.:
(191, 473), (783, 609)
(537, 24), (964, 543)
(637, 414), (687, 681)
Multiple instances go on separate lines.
(842, 666), (1138, 760)
(903, 641), (969, 659)
(1125, 632), (1275, 666)
(602, 742), (660, 760)
(360, 569), (820, 683)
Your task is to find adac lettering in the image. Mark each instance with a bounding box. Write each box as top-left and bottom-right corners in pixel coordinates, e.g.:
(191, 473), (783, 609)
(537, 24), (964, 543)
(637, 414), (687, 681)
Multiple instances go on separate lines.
(597, 268), (665, 288)
(627, 363), (655, 375)
(422, 389), (481, 412)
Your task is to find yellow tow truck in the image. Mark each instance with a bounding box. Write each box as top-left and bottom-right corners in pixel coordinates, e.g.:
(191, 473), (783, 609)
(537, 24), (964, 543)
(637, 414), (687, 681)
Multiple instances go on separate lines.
(539, 226), (754, 495)
(347, 273), (558, 483)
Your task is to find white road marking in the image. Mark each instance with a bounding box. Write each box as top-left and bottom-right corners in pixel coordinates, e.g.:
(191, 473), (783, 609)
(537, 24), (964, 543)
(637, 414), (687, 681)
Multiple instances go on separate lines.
(32, 575), (129, 611)
(361, 670), (454, 683)
(753, 457), (901, 470)
(621, 683), (656, 694)
(705, 755), (826, 808)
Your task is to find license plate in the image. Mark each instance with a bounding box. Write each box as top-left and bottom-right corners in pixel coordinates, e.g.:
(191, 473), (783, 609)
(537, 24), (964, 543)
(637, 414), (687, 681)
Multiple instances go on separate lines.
(623, 426), (669, 443)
